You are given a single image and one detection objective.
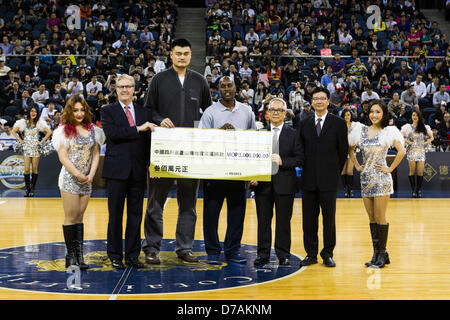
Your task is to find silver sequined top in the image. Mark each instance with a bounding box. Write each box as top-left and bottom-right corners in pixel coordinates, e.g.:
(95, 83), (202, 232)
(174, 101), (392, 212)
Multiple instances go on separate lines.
(13, 119), (49, 157)
(401, 124), (432, 162)
(349, 125), (404, 198)
(59, 129), (96, 195)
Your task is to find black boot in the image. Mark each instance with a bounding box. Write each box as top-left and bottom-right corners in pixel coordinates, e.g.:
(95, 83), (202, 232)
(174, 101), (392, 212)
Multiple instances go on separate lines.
(74, 223), (89, 270)
(408, 175), (417, 198)
(346, 175), (354, 198)
(416, 176), (423, 198)
(30, 173), (38, 197)
(342, 174), (349, 197)
(372, 224), (390, 268)
(365, 223), (378, 267)
(63, 225), (79, 268)
(23, 174), (31, 197)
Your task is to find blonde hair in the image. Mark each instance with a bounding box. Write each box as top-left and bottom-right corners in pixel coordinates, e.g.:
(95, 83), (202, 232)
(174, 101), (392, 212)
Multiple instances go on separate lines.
(116, 74), (135, 86)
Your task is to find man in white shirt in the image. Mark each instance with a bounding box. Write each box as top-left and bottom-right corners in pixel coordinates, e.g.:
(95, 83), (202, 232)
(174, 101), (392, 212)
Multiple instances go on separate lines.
(245, 27), (259, 45)
(31, 84), (49, 110)
(240, 80), (254, 108)
(339, 29), (353, 45)
(0, 57), (11, 79)
(0, 121), (17, 151)
(361, 84), (380, 102)
(413, 74), (427, 99)
(238, 61), (253, 83)
(66, 74), (84, 99)
(154, 58), (166, 73)
(86, 75), (103, 99)
(95, 14), (109, 31)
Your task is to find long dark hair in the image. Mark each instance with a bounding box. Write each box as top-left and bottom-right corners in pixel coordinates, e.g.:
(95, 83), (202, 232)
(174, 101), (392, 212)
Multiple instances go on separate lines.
(412, 109), (427, 135)
(26, 106), (40, 127)
(368, 99), (390, 128)
(341, 109), (353, 123)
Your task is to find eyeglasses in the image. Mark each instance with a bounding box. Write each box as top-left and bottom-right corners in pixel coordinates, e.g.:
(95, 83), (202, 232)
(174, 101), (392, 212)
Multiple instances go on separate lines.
(117, 85), (134, 90)
(312, 97), (328, 101)
(268, 108), (286, 113)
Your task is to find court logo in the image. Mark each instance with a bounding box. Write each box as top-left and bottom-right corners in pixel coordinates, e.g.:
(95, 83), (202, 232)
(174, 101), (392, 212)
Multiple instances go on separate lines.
(0, 239), (303, 295)
(0, 155), (25, 189)
(423, 163), (437, 182)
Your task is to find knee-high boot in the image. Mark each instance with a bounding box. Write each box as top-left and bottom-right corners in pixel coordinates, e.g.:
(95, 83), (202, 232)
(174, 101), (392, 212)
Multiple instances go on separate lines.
(63, 225), (79, 268)
(74, 223), (89, 270)
(346, 174), (354, 198)
(415, 175), (423, 198)
(408, 175), (416, 198)
(30, 173), (38, 197)
(365, 223), (378, 267)
(372, 223), (390, 268)
(23, 174), (31, 197)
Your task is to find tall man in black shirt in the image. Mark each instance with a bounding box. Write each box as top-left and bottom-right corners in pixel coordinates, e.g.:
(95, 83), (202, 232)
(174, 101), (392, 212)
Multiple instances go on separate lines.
(143, 39), (212, 264)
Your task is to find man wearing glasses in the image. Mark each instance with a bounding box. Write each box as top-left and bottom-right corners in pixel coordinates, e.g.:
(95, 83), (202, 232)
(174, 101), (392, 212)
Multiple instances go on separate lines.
(143, 39), (212, 264)
(101, 74), (155, 269)
(297, 87), (348, 268)
(250, 98), (302, 266)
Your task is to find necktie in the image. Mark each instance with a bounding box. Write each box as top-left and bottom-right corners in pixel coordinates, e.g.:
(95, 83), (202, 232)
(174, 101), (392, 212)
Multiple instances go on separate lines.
(272, 127), (279, 153)
(271, 127), (280, 175)
(316, 118), (322, 136)
(125, 105), (135, 126)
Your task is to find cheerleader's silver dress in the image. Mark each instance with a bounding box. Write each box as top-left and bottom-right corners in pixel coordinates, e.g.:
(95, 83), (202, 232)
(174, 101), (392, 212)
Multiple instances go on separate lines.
(52, 125), (105, 195)
(349, 125), (404, 197)
(401, 124), (432, 162)
(13, 119), (49, 157)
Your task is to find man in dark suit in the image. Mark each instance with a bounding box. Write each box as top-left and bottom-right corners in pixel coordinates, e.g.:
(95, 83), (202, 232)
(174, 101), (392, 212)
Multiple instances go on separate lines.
(250, 98), (302, 266)
(297, 87), (348, 267)
(101, 74), (155, 269)
(142, 38), (212, 264)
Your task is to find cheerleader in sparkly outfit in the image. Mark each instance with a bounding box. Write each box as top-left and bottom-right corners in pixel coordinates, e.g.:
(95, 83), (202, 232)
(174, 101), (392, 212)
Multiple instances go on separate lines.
(401, 110), (433, 198)
(348, 100), (406, 268)
(341, 109), (360, 198)
(52, 95), (105, 269)
(11, 106), (52, 197)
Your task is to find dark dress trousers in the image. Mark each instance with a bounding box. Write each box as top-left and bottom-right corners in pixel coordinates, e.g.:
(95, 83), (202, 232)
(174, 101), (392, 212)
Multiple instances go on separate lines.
(101, 101), (151, 261)
(252, 124), (303, 260)
(298, 113), (348, 259)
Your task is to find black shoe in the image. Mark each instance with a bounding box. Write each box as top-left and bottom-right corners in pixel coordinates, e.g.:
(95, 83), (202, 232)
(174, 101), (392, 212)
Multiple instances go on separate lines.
(253, 256), (270, 266)
(178, 251), (199, 263)
(126, 258), (144, 268)
(278, 258), (290, 266)
(323, 257), (336, 267)
(111, 259), (126, 269)
(226, 253), (247, 264)
(145, 252), (160, 264)
(300, 256), (318, 266)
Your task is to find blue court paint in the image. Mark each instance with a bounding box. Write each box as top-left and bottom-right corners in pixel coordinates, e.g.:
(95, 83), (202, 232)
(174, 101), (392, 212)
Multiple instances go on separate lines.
(0, 239), (304, 296)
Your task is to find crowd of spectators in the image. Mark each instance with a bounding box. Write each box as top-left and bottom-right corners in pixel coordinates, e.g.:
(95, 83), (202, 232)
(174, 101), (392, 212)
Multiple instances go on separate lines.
(0, 0), (449, 152)
(204, 0), (450, 151)
(0, 0), (177, 150)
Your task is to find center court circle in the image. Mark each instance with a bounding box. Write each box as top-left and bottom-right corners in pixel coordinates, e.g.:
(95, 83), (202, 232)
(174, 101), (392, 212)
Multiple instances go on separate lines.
(0, 239), (304, 295)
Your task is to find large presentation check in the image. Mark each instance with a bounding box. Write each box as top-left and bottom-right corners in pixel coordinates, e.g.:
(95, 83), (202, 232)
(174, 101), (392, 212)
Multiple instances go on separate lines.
(149, 127), (273, 181)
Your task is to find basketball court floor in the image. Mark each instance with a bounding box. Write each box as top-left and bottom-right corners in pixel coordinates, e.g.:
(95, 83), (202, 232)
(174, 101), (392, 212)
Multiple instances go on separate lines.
(0, 189), (449, 301)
